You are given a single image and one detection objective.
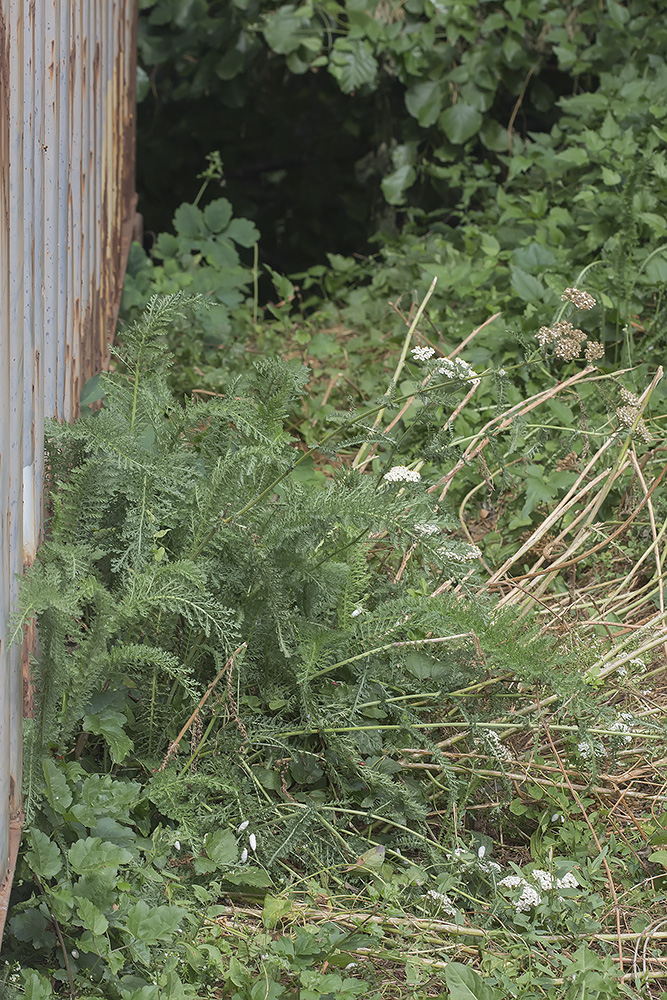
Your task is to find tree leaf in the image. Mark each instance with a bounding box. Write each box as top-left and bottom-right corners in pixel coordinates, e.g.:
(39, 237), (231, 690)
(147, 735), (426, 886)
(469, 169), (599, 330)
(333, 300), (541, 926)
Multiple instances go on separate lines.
(42, 758), (72, 814)
(405, 80), (442, 127)
(329, 38), (377, 93)
(125, 900), (185, 945)
(69, 837), (132, 876)
(381, 164), (416, 205)
(444, 962), (500, 999)
(203, 199), (233, 233)
(173, 202), (204, 239)
(440, 103), (482, 144)
(263, 5), (319, 56)
(75, 896), (109, 937)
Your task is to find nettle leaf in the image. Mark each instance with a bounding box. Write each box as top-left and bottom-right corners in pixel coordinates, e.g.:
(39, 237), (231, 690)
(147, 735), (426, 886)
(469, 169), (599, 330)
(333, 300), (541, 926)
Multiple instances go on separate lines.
(83, 706), (134, 763)
(444, 962), (500, 1000)
(26, 828), (63, 880)
(125, 899), (185, 945)
(205, 828), (238, 867)
(69, 837), (132, 875)
(329, 38), (378, 93)
(440, 102), (482, 144)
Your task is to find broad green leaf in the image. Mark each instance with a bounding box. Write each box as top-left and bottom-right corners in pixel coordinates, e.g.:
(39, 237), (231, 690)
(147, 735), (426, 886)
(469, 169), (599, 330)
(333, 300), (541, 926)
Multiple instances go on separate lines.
(381, 164), (416, 205)
(75, 896), (109, 937)
(266, 265), (296, 302)
(329, 38), (377, 93)
(173, 202), (204, 239)
(263, 5), (319, 56)
(80, 374), (106, 407)
(510, 266), (544, 303)
(42, 758), (72, 814)
(69, 837), (132, 875)
(440, 103), (482, 144)
(26, 828), (63, 880)
(83, 706), (133, 763)
(21, 970), (54, 1000)
(226, 216), (260, 248)
(205, 828), (238, 867)
(203, 199), (233, 233)
(202, 237), (239, 270)
(444, 962), (500, 999)
(648, 850), (667, 868)
(223, 869), (274, 889)
(262, 894), (293, 928)
(125, 900), (185, 944)
(405, 80), (442, 127)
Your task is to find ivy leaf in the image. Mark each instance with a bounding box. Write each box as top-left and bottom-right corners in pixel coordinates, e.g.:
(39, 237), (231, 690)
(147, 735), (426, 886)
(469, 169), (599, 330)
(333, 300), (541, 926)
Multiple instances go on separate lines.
(125, 900), (185, 944)
(405, 80), (442, 127)
(25, 829), (62, 880)
(83, 706), (134, 763)
(444, 962), (500, 999)
(440, 103), (482, 144)
(329, 38), (377, 93)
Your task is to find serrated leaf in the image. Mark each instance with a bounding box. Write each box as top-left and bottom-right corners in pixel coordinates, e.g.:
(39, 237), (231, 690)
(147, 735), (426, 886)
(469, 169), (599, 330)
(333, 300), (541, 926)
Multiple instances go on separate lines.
(329, 38), (377, 93)
(26, 829), (62, 880)
(226, 217), (260, 248)
(445, 962), (500, 999)
(125, 900), (185, 944)
(205, 828), (238, 867)
(42, 758), (72, 814)
(263, 5), (318, 55)
(69, 837), (132, 875)
(75, 896), (109, 937)
(203, 199), (233, 233)
(83, 706), (133, 763)
(21, 970), (54, 1000)
(440, 103), (482, 144)
(173, 202), (204, 239)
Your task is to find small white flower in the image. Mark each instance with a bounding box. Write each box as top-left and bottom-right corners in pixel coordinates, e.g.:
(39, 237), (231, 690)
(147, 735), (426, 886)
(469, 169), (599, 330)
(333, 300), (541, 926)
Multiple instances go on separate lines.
(477, 845), (486, 858)
(516, 884), (542, 912)
(531, 869), (555, 891)
(237, 820), (249, 832)
(383, 465), (422, 483)
(499, 875), (525, 889)
(411, 345), (436, 361)
(426, 889), (456, 915)
(414, 522), (440, 536)
(439, 543), (482, 562)
(557, 873), (578, 889)
(249, 833), (257, 852)
(551, 813), (564, 824)
(240, 848), (248, 863)
(350, 608), (363, 617)
(174, 840), (181, 851)
(497, 368), (506, 376)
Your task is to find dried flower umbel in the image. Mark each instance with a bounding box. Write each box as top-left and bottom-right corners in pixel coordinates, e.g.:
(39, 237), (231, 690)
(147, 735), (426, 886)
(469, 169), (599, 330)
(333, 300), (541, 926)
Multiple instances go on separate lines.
(616, 388), (652, 443)
(536, 290), (605, 363)
(561, 287), (597, 310)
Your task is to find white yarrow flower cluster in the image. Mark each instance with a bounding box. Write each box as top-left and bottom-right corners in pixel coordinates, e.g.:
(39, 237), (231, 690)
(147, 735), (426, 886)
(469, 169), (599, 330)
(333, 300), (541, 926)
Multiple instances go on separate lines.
(425, 889), (456, 915)
(383, 466), (421, 483)
(439, 543), (482, 562)
(499, 869), (577, 913)
(436, 356), (481, 387)
(609, 714), (634, 745)
(414, 523), (440, 536)
(411, 345), (436, 361)
(475, 729), (512, 764)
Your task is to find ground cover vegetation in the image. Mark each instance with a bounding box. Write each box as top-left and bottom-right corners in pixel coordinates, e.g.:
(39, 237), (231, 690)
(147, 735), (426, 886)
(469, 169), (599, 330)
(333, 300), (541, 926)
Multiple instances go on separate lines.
(4, 0), (667, 998)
